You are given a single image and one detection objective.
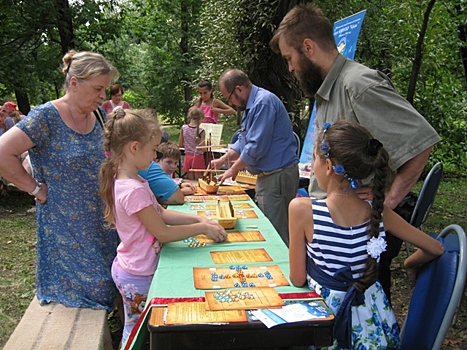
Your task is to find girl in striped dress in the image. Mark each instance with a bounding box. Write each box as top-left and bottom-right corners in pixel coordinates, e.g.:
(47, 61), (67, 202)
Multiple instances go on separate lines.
(288, 121), (444, 349)
(179, 106), (206, 180)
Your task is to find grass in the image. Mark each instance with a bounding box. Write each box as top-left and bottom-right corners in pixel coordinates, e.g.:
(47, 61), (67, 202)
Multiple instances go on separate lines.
(0, 150), (466, 348)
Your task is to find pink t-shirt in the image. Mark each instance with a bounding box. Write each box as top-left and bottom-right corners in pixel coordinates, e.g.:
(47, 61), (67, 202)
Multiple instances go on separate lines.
(200, 104), (218, 124)
(114, 177), (161, 276)
(101, 100), (131, 115)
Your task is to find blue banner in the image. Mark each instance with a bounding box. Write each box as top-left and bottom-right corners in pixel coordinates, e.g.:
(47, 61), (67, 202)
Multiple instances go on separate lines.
(299, 10), (366, 165)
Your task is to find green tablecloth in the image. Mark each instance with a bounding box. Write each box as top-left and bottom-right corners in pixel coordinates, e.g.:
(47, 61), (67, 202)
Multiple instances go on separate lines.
(125, 195), (311, 350)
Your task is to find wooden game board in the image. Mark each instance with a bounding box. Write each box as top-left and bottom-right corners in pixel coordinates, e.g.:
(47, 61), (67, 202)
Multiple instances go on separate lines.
(197, 209), (258, 219)
(190, 230), (265, 244)
(193, 264), (289, 289)
(205, 287), (284, 311)
(165, 302), (247, 325)
(210, 248), (273, 264)
(195, 186), (246, 196)
(190, 203), (253, 210)
(184, 194), (251, 202)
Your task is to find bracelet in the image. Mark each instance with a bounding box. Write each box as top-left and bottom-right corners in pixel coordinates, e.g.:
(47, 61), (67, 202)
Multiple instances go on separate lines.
(28, 179), (42, 196)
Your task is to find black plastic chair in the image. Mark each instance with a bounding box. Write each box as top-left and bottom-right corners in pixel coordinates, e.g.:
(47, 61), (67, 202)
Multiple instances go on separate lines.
(405, 162), (443, 254)
(400, 224), (467, 349)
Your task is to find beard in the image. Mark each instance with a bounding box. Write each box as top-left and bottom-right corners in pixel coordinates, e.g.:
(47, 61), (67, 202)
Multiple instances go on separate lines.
(235, 96), (248, 112)
(295, 55), (324, 97)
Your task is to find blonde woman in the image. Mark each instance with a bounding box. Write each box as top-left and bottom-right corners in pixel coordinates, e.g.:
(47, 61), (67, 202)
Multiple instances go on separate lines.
(0, 50), (120, 311)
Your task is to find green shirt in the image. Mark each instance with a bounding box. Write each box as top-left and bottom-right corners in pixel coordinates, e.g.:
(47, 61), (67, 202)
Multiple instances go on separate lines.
(309, 54), (441, 198)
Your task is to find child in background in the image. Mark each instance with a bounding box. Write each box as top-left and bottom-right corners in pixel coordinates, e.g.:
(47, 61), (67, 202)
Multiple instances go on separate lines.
(179, 106), (206, 180)
(194, 79), (236, 124)
(99, 107), (227, 345)
(156, 141), (196, 196)
(288, 120), (444, 349)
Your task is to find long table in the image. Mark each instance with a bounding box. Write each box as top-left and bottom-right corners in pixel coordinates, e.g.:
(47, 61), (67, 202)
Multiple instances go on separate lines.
(124, 193), (334, 350)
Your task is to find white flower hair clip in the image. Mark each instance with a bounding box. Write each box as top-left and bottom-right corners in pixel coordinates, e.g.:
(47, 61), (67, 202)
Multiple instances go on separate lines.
(366, 236), (387, 262)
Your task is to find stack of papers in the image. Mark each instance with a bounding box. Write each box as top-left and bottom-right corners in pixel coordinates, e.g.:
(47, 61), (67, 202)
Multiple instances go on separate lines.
(250, 300), (333, 328)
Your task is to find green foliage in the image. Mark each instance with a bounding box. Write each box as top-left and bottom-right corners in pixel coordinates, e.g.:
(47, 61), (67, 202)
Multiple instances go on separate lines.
(194, 0), (247, 97)
(315, 0), (467, 173)
(1, 0), (467, 172)
(106, 0), (205, 124)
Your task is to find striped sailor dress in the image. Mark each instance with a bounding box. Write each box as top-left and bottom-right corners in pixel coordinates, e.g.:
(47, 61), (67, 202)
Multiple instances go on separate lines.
(307, 198), (400, 350)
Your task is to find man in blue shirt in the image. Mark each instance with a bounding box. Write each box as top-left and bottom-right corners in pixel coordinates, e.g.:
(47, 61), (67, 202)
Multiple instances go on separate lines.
(211, 69), (299, 245)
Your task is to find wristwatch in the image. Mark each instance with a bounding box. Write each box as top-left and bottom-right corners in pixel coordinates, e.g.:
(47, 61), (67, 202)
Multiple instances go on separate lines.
(28, 179), (42, 196)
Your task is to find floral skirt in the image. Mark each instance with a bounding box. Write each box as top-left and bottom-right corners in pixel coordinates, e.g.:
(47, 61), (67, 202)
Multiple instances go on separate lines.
(308, 277), (401, 349)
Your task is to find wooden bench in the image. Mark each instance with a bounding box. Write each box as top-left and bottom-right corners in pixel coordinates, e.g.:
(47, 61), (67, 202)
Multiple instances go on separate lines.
(4, 296), (113, 350)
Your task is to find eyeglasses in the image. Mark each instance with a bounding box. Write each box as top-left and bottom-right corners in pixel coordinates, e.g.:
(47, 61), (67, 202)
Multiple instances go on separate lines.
(225, 86), (237, 104)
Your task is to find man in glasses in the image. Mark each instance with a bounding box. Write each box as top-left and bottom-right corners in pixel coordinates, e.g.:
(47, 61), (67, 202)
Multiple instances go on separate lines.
(211, 68), (299, 246)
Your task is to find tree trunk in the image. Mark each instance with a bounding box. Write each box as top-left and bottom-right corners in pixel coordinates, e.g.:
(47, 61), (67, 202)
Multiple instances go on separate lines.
(407, 0), (436, 104)
(454, 4), (467, 84)
(14, 89), (31, 116)
(180, 1), (191, 110)
(56, 0), (75, 54)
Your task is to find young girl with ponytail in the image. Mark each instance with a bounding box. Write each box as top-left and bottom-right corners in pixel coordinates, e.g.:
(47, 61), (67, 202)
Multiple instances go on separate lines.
(288, 120), (444, 349)
(99, 108), (227, 345)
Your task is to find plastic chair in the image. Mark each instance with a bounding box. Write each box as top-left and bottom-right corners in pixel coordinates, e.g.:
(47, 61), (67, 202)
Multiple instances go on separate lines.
(405, 162), (444, 254)
(400, 224), (467, 350)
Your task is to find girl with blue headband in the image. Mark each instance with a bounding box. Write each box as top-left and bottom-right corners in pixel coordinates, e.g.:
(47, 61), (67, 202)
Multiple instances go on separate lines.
(288, 120), (444, 349)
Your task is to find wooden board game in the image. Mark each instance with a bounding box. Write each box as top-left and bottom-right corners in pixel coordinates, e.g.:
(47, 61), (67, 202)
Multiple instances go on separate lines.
(205, 287), (284, 311)
(217, 186), (247, 194)
(196, 186), (246, 196)
(193, 264), (289, 289)
(165, 302), (247, 325)
(210, 248), (273, 264)
(236, 171), (258, 185)
(187, 231), (265, 245)
(184, 194), (251, 202)
(190, 203), (253, 210)
(197, 210), (258, 220)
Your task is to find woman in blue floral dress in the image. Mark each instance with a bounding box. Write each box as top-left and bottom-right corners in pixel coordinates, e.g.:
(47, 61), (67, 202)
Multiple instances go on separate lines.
(288, 121), (444, 349)
(0, 50), (120, 311)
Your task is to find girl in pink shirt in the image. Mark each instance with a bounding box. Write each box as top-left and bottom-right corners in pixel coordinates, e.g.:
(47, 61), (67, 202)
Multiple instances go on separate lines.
(179, 106), (206, 180)
(99, 107), (227, 346)
(194, 79), (236, 124)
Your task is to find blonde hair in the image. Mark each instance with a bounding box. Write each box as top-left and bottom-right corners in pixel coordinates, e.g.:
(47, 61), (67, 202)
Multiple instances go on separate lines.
(62, 50), (119, 89)
(99, 108), (161, 225)
(187, 106), (204, 140)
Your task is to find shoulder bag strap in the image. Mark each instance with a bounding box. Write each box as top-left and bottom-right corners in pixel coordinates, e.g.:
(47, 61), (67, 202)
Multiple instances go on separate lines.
(93, 108), (105, 129)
